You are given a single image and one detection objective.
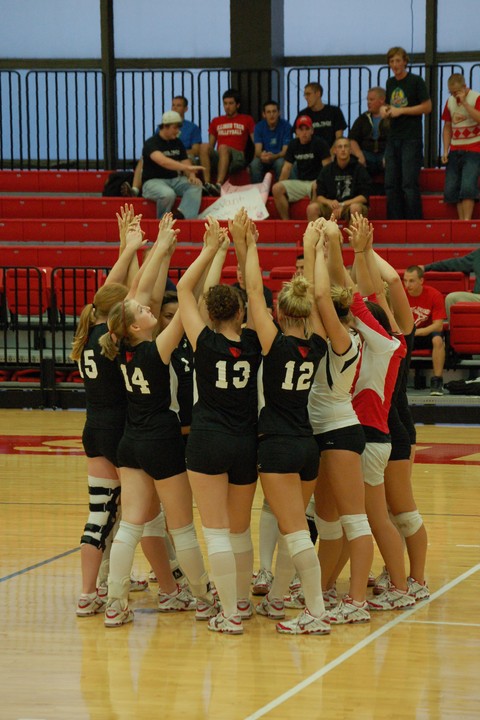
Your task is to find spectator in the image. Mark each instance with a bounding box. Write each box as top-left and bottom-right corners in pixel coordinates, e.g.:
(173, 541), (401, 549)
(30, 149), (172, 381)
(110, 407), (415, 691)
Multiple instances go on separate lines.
(295, 82), (347, 148)
(380, 47), (432, 219)
(272, 115), (330, 220)
(307, 138), (371, 222)
(199, 88), (255, 195)
(295, 253), (305, 275)
(249, 100), (292, 184)
(233, 264), (273, 311)
(403, 265), (446, 395)
(442, 73), (480, 220)
(141, 111), (204, 219)
(349, 87), (390, 177)
(422, 248), (480, 320)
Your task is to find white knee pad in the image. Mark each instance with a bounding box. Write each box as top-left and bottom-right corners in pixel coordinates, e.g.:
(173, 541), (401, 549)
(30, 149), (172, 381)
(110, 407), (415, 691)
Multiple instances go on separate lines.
(394, 510), (423, 538)
(284, 530), (313, 558)
(202, 526), (232, 557)
(340, 513), (372, 541)
(142, 511), (166, 538)
(81, 476), (121, 550)
(305, 495), (316, 522)
(230, 528), (253, 554)
(113, 520), (143, 550)
(314, 512), (343, 540)
(169, 523), (199, 552)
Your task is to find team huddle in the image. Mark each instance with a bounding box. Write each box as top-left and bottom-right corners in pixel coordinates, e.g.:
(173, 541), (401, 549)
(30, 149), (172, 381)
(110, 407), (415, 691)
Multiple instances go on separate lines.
(72, 205), (429, 635)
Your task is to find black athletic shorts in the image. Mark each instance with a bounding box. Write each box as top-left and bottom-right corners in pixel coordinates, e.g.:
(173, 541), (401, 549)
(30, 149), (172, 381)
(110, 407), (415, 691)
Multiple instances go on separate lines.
(314, 424), (366, 455)
(82, 423), (124, 467)
(186, 430), (258, 486)
(396, 392), (417, 445)
(413, 332), (442, 351)
(257, 434), (319, 481)
(388, 405), (411, 461)
(117, 432), (186, 480)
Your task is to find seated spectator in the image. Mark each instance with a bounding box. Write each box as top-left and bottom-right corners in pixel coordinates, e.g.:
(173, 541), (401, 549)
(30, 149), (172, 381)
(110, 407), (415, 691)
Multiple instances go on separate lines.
(295, 253), (304, 275)
(307, 138), (371, 222)
(272, 116), (330, 220)
(349, 87), (390, 177)
(141, 110), (203, 219)
(422, 248), (480, 320)
(295, 81), (347, 148)
(249, 100), (292, 184)
(232, 264), (273, 311)
(403, 265), (446, 395)
(199, 88), (255, 195)
(442, 73), (480, 220)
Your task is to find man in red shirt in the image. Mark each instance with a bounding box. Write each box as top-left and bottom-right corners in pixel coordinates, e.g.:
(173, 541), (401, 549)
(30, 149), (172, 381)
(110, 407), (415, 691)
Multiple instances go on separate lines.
(404, 265), (446, 395)
(199, 89), (255, 194)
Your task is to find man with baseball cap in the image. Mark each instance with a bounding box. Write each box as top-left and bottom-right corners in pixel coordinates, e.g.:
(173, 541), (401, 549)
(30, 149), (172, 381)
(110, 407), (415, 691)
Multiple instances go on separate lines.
(272, 115), (331, 220)
(141, 110), (204, 219)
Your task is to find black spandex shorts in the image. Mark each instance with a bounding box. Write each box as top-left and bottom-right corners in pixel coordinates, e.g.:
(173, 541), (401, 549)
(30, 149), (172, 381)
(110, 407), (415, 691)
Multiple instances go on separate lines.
(82, 423), (124, 467)
(314, 424), (366, 455)
(186, 430), (258, 486)
(257, 434), (319, 481)
(396, 391), (417, 445)
(388, 406), (411, 461)
(117, 432), (186, 480)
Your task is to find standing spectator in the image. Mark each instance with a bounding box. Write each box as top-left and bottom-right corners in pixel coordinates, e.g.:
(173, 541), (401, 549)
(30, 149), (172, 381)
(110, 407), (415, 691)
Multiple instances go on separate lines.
(141, 111), (203, 219)
(272, 116), (330, 220)
(296, 82), (347, 149)
(249, 100), (292, 183)
(199, 88), (255, 195)
(442, 73), (480, 220)
(349, 87), (390, 177)
(423, 248), (480, 320)
(307, 138), (371, 222)
(380, 47), (432, 219)
(403, 265), (446, 395)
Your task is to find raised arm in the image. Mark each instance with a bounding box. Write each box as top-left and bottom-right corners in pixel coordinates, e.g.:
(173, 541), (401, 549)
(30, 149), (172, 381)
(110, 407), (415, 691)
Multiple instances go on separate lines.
(345, 216), (375, 298)
(371, 250), (414, 334)
(302, 220), (326, 339)
(106, 220), (146, 286)
(198, 226), (230, 324)
(134, 215), (178, 308)
(314, 231), (352, 354)
(245, 220), (276, 354)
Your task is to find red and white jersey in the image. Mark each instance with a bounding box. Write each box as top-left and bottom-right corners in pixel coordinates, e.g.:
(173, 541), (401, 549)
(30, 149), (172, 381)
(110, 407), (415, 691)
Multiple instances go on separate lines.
(442, 91), (480, 152)
(350, 293), (406, 435)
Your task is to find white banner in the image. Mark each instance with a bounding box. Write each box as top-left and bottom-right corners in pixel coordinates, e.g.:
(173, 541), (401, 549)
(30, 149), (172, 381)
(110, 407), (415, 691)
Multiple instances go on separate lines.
(198, 184), (270, 221)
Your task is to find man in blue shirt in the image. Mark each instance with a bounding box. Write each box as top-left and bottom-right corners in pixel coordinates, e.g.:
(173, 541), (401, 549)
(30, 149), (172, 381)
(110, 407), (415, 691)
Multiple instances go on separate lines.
(249, 100), (292, 183)
(171, 95), (202, 162)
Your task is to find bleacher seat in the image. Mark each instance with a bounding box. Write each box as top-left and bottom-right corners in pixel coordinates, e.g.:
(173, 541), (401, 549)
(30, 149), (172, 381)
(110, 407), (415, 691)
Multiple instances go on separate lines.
(52, 268), (105, 321)
(5, 267), (52, 326)
(449, 303), (480, 356)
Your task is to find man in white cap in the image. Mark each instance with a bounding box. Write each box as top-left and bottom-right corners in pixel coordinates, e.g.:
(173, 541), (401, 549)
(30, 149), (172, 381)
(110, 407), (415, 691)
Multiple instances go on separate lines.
(141, 111), (204, 219)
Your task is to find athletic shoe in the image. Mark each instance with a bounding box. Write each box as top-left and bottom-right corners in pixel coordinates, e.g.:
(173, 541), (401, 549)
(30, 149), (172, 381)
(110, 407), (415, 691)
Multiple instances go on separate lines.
(195, 597), (220, 621)
(251, 568), (273, 596)
(157, 585), (196, 612)
(76, 592), (106, 617)
(204, 182), (221, 197)
(328, 595), (370, 624)
(284, 590), (305, 609)
(367, 584), (415, 611)
(367, 572), (376, 587)
(120, 181), (134, 197)
(97, 584), (108, 601)
(430, 376), (444, 396)
(373, 566), (391, 595)
(207, 612), (243, 634)
(408, 576), (430, 601)
(276, 609), (330, 636)
(237, 598), (254, 619)
(148, 570), (158, 583)
(255, 594), (285, 619)
(130, 578), (149, 592)
(323, 585), (338, 609)
(104, 600), (134, 627)
(289, 574), (301, 593)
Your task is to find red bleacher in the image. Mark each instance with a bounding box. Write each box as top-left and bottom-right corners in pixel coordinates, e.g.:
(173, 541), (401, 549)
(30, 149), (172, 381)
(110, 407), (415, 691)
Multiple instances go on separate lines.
(449, 303), (480, 356)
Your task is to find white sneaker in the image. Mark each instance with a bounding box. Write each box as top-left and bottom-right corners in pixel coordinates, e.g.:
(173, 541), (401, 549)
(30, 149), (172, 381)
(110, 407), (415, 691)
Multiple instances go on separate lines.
(255, 594), (285, 619)
(195, 597), (220, 621)
(289, 574), (301, 593)
(284, 589), (305, 609)
(323, 585), (338, 609)
(208, 612), (243, 634)
(368, 584), (415, 611)
(129, 578), (149, 592)
(328, 595), (370, 624)
(252, 568), (273, 596)
(148, 570), (158, 583)
(76, 592), (106, 617)
(276, 608), (330, 635)
(104, 599), (134, 627)
(157, 585), (196, 612)
(237, 598), (254, 619)
(408, 576), (430, 601)
(373, 566), (391, 595)
(367, 572), (376, 587)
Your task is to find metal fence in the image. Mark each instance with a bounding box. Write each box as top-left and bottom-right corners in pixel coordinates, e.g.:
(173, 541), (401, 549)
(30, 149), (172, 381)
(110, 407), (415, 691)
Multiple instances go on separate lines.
(1, 64), (479, 170)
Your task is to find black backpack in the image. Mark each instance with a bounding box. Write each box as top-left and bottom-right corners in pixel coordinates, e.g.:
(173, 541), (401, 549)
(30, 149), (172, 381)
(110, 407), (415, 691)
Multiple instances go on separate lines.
(102, 171), (135, 197)
(445, 379), (480, 396)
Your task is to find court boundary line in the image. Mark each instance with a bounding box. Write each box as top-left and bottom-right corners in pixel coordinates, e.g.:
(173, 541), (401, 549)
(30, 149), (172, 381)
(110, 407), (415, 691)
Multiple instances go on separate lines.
(244, 562), (480, 720)
(0, 547), (79, 584)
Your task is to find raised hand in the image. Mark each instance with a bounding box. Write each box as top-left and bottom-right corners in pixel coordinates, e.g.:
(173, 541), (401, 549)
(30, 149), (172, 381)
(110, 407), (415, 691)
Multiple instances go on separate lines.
(203, 215), (222, 250)
(245, 219), (259, 247)
(125, 223), (146, 251)
(228, 207), (249, 243)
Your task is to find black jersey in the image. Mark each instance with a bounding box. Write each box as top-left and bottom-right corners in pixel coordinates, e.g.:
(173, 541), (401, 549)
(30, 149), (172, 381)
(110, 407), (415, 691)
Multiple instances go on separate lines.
(118, 340), (180, 440)
(191, 326), (261, 435)
(258, 330), (327, 437)
(79, 323), (127, 429)
(171, 335), (194, 427)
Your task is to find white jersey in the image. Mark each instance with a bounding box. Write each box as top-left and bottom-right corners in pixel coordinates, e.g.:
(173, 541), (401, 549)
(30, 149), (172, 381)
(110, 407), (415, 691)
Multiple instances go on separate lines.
(308, 334), (361, 434)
